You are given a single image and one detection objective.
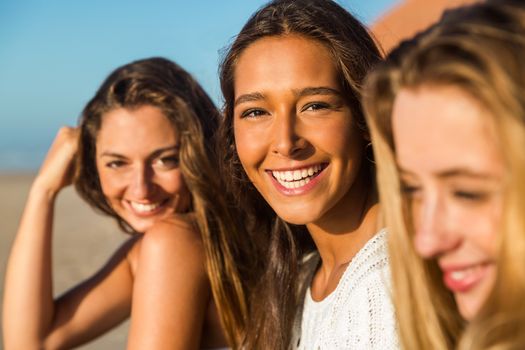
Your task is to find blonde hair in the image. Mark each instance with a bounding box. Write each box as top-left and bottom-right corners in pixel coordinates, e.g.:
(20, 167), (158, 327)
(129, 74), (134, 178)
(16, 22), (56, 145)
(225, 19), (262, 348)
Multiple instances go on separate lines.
(364, 2), (525, 349)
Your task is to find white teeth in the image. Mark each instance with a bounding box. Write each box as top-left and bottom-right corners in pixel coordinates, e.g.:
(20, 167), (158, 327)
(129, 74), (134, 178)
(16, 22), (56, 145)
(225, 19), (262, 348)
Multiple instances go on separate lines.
(450, 270), (467, 281)
(449, 265), (481, 281)
(272, 164), (324, 189)
(130, 201), (161, 213)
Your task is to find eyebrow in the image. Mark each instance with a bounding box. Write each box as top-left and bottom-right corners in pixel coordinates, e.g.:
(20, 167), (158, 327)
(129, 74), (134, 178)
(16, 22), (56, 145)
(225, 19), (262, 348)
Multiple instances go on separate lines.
(99, 145), (179, 159)
(234, 92), (265, 107)
(398, 167), (500, 180)
(294, 86), (342, 98)
(233, 86), (342, 107)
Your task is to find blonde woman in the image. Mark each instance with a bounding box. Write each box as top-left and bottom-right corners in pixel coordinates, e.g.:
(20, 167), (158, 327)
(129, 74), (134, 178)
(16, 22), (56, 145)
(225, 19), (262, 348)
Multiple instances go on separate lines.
(365, 1), (525, 349)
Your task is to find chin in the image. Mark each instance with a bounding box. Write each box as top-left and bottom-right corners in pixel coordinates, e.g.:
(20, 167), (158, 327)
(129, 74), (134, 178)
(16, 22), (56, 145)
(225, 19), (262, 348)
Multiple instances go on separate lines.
(457, 298), (482, 321)
(274, 209), (320, 226)
(126, 219), (155, 233)
(455, 281), (494, 321)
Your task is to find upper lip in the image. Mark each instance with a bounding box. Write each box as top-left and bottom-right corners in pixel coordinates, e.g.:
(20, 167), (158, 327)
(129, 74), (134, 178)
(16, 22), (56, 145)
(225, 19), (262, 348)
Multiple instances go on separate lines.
(438, 260), (491, 272)
(265, 162), (327, 172)
(126, 198), (168, 205)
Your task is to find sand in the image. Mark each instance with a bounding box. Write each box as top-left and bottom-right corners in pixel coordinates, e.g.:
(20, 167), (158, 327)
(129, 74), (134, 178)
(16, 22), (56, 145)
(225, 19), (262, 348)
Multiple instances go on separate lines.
(0, 173), (130, 349)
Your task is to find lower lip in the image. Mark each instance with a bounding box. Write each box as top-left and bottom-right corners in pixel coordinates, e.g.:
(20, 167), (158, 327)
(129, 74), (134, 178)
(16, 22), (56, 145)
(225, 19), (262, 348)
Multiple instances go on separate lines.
(442, 263), (492, 293)
(267, 166), (327, 196)
(124, 199), (169, 218)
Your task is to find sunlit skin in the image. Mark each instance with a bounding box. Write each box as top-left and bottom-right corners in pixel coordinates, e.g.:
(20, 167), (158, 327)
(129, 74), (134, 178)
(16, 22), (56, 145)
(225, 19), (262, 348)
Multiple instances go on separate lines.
(233, 35), (379, 300)
(233, 35), (366, 228)
(96, 105), (191, 233)
(392, 85), (505, 320)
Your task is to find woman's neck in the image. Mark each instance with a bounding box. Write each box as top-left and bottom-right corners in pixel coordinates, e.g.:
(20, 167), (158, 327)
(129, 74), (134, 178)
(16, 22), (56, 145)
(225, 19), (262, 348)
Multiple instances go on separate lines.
(307, 172), (381, 300)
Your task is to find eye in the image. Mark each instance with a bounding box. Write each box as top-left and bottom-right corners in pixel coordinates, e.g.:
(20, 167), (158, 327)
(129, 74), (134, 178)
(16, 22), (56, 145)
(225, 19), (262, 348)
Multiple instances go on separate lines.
(400, 182), (421, 198)
(106, 160), (127, 169)
(155, 155), (179, 169)
(302, 102), (330, 112)
(240, 108), (268, 119)
(453, 190), (488, 202)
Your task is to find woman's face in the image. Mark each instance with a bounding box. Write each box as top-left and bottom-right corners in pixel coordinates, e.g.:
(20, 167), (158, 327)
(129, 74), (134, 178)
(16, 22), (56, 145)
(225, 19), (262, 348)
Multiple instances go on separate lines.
(392, 85), (505, 320)
(96, 105), (191, 233)
(232, 35), (365, 225)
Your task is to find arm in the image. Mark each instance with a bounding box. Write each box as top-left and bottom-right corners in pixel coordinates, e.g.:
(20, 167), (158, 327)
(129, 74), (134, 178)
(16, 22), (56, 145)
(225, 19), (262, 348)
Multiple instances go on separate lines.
(2, 127), (136, 349)
(127, 217), (210, 350)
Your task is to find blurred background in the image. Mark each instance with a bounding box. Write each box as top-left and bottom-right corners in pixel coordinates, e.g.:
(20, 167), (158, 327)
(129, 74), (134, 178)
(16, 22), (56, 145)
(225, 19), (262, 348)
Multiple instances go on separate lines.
(0, 0), (471, 348)
(0, 0), (396, 172)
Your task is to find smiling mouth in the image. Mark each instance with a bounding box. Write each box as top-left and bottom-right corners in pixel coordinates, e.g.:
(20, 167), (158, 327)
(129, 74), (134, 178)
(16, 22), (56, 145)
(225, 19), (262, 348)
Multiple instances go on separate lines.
(269, 163), (326, 189)
(127, 198), (169, 215)
(442, 262), (493, 293)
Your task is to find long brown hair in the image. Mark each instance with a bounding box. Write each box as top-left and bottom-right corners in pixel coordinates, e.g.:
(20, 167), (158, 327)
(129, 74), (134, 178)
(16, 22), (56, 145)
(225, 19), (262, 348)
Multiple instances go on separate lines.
(74, 57), (247, 346)
(364, 2), (525, 349)
(217, 1), (382, 348)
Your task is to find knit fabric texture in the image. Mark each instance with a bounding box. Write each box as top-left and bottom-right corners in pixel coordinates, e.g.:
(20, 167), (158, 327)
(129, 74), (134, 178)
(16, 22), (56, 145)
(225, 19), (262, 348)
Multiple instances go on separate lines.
(294, 229), (399, 349)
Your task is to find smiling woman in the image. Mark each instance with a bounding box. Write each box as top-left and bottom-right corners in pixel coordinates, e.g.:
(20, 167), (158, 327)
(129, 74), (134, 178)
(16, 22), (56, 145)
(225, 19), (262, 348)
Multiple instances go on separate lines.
(217, 0), (398, 349)
(95, 106), (191, 233)
(2, 57), (240, 350)
(364, 1), (525, 348)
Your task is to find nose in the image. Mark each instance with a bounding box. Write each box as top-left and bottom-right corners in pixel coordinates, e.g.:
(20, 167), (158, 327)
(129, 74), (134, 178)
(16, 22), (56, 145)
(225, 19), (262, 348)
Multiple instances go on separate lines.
(271, 110), (307, 158)
(130, 165), (154, 199)
(413, 193), (459, 258)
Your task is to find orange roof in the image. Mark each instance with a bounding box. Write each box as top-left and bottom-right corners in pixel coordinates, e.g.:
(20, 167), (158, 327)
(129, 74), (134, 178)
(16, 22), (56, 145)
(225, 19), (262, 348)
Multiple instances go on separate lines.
(372, 0), (479, 54)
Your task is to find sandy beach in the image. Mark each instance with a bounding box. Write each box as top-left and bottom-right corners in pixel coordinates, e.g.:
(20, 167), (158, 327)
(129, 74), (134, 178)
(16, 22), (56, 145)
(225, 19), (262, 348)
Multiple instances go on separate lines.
(0, 172), (130, 349)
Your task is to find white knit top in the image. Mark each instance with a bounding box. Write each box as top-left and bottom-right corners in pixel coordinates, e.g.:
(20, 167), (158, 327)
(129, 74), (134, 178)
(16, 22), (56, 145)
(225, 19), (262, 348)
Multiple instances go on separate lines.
(294, 229), (399, 349)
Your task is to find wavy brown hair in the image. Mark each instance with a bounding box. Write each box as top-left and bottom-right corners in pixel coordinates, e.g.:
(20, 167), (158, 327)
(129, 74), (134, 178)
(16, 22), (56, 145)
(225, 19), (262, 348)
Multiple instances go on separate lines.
(364, 2), (525, 349)
(217, 1), (382, 348)
(74, 57), (247, 346)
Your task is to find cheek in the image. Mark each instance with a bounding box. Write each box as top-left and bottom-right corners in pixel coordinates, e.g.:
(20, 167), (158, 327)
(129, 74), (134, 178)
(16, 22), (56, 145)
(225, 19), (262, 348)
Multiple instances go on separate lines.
(161, 171), (190, 197)
(332, 125), (365, 176)
(96, 166), (123, 198)
(234, 122), (264, 171)
(469, 204), (502, 259)
(452, 196), (502, 260)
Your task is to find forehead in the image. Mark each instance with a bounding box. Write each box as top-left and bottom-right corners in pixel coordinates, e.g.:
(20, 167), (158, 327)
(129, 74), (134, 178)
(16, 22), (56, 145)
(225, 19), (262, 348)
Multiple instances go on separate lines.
(233, 35), (339, 94)
(96, 105), (178, 146)
(392, 85), (504, 175)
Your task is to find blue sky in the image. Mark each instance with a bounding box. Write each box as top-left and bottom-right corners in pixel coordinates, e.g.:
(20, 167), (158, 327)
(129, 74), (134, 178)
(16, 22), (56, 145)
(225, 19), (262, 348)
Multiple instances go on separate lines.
(0, 0), (396, 170)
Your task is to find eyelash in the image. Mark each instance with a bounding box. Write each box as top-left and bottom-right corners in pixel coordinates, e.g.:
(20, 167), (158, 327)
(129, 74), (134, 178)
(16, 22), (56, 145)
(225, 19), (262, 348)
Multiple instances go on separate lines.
(240, 102), (333, 119)
(156, 156), (179, 168)
(106, 160), (127, 169)
(302, 102), (330, 112)
(105, 156), (179, 170)
(453, 191), (488, 202)
(400, 183), (420, 197)
(240, 108), (267, 119)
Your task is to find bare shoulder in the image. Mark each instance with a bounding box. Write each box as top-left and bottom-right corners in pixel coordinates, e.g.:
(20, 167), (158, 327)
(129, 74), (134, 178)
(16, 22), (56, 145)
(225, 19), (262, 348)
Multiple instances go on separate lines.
(144, 213), (202, 247)
(136, 214), (206, 276)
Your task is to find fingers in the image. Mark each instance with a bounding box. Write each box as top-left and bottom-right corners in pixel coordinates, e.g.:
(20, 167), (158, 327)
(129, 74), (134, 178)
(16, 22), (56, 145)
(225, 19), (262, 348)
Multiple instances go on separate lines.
(34, 126), (81, 195)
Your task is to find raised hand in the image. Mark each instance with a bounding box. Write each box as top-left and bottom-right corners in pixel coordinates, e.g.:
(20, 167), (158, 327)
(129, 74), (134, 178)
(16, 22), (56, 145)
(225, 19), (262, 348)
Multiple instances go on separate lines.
(34, 126), (79, 196)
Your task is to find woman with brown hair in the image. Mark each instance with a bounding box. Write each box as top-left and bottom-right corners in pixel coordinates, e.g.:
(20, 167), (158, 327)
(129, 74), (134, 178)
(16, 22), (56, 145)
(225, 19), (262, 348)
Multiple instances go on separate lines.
(365, 1), (525, 348)
(3, 57), (242, 349)
(217, 0), (398, 348)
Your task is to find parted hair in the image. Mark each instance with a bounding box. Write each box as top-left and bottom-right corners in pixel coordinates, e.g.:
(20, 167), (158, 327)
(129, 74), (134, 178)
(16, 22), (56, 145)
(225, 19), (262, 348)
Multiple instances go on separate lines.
(217, 0), (382, 348)
(75, 57), (247, 346)
(364, 2), (525, 349)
